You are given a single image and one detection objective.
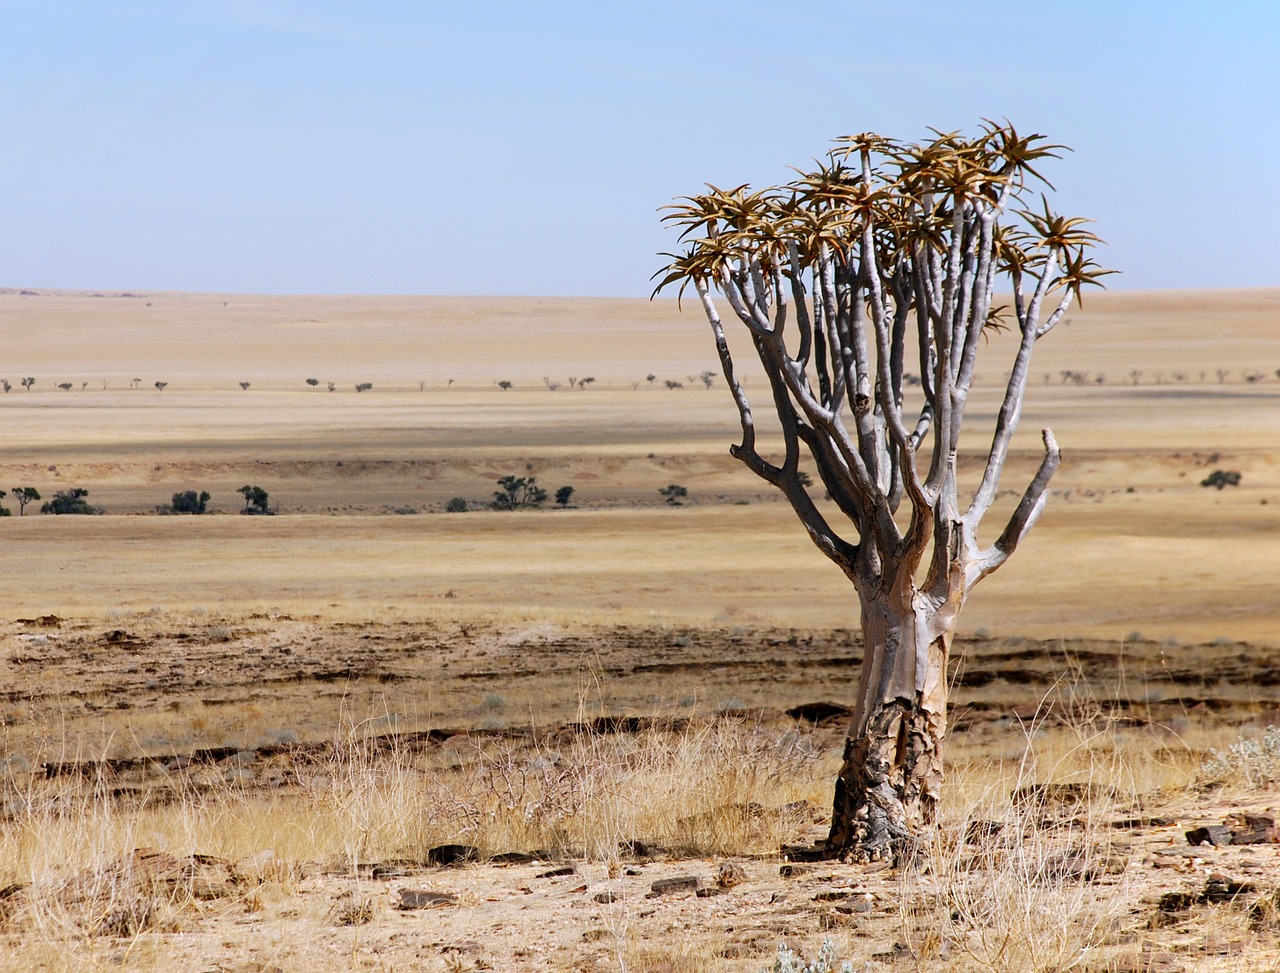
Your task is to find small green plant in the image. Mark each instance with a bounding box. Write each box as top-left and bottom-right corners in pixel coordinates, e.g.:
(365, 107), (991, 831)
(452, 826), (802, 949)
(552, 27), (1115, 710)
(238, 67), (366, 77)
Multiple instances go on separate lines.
(659, 484), (688, 506)
(554, 486), (574, 507)
(169, 490), (211, 514)
(238, 485), (271, 515)
(41, 488), (98, 515)
(13, 486), (40, 515)
(445, 497), (469, 513)
(492, 476), (547, 510)
(1201, 469), (1242, 490)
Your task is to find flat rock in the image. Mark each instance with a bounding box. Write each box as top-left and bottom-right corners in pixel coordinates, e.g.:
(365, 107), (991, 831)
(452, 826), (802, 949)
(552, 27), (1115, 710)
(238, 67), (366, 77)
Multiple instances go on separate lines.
(646, 876), (699, 898)
(395, 888), (458, 910)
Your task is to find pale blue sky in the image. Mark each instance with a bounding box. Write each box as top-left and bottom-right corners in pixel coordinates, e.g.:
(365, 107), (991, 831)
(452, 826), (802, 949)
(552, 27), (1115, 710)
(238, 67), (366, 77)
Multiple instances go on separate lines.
(1, 1), (1276, 296)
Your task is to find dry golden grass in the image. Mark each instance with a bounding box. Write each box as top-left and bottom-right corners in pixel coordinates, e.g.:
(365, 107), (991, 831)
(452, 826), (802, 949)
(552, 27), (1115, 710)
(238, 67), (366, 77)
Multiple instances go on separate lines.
(4, 701), (1274, 972)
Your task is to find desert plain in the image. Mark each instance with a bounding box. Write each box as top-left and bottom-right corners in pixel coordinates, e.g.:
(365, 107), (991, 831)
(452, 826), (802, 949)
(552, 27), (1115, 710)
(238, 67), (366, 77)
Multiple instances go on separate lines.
(1, 286), (1279, 972)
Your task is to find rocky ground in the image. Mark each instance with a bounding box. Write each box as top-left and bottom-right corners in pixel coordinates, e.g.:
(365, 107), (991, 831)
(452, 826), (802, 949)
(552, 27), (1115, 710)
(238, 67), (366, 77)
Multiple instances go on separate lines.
(2, 618), (1279, 971)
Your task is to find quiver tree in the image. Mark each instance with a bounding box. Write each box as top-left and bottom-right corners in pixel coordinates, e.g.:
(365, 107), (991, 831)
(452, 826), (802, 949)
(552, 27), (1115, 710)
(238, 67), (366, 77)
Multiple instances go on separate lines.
(654, 122), (1111, 860)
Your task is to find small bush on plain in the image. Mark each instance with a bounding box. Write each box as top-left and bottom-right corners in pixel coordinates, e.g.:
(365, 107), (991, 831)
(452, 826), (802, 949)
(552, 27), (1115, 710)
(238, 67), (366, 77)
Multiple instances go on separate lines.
(41, 488), (99, 515)
(169, 490), (211, 514)
(761, 938), (852, 973)
(659, 484), (688, 506)
(492, 475), (547, 510)
(1202, 725), (1280, 786)
(1200, 469), (1242, 490)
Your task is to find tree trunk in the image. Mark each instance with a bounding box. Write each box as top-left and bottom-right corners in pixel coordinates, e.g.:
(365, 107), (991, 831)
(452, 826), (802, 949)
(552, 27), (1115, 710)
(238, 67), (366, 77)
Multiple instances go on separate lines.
(825, 596), (950, 861)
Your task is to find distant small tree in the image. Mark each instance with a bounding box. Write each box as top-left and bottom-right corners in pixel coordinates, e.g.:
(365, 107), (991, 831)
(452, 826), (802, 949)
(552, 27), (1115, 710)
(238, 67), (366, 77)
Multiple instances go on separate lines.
(154, 381), (167, 391)
(306, 378), (320, 387)
(13, 487), (40, 515)
(57, 382), (72, 391)
(1, 380), (10, 393)
(327, 382), (336, 392)
(1201, 470), (1242, 490)
(445, 497), (469, 513)
(21, 377), (34, 391)
(238, 485), (271, 514)
(555, 485), (575, 507)
(577, 376), (596, 389)
(491, 476), (547, 510)
(699, 370), (716, 389)
(498, 380), (514, 391)
(659, 484), (688, 506)
(41, 488), (98, 515)
(170, 490), (211, 514)
(355, 382), (373, 393)
(0, 490), (9, 516)
(239, 382), (251, 390)
(646, 373), (657, 385)
(664, 380), (683, 390)
(130, 378), (142, 389)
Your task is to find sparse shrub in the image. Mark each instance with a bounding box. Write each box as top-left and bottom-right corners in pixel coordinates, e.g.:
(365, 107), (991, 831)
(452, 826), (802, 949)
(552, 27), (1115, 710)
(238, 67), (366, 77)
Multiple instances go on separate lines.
(154, 381), (167, 390)
(664, 380), (683, 390)
(41, 488), (98, 515)
(237, 485), (272, 515)
(497, 380), (513, 391)
(355, 382), (373, 393)
(1201, 469), (1242, 490)
(659, 484), (688, 506)
(306, 378), (319, 387)
(0, 489), (9, 516)
(1202, 725), (1280, 786)
(327, 382), (336, 392)
(760, 938), (852, 973)
(57, 382), (72, 391)
(491, 475), (547, 510)
(21, 377), (35, 391)
(555, 486), (574, 507)
(699, 370), (715, 389)
(445, 497), (469, 513)
(169, 490), (211, 514)
(239, 382), (251, 390)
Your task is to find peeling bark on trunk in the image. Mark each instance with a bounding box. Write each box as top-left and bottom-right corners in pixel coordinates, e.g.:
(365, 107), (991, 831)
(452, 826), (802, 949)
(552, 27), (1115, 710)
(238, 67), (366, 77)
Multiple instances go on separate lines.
(826, 599), (950, 861)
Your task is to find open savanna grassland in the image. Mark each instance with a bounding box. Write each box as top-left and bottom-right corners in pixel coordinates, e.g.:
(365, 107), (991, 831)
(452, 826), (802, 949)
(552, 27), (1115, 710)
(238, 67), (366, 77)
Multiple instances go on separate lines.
(1, 287), (1280, 972)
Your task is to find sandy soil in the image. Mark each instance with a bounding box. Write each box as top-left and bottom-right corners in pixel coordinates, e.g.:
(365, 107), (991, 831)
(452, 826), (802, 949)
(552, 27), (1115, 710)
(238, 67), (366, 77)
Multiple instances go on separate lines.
(2, 287), (1280, 970)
